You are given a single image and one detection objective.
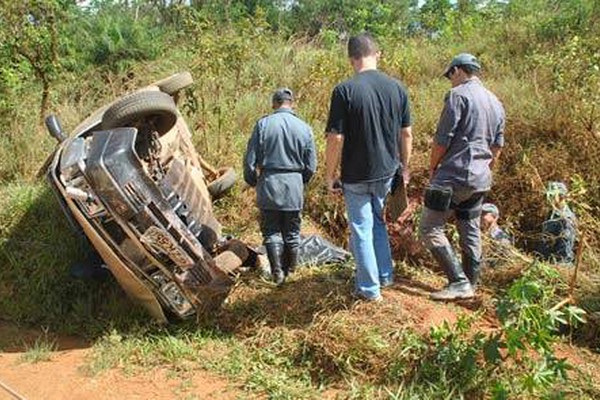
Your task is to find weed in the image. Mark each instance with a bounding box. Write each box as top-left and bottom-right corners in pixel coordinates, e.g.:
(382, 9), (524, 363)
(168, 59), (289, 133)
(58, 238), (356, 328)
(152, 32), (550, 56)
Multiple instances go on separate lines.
(19, 328), (57, 364)
(76, 260), (600, 398)
(83, 329), (128, 375)
(487, 262), (588, 398)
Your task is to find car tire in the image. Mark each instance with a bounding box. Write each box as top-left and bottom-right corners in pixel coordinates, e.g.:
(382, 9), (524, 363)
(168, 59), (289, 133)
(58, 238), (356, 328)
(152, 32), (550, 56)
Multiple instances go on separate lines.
(101, 91), (178, 136)
(157, 72), (194, 95)
(207, 167), (237, 199)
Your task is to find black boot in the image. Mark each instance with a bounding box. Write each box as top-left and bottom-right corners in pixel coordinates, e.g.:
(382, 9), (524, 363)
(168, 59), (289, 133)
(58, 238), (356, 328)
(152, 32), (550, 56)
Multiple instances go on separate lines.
(429, 245), (474, 301)
(283, 245), (299, 277)
(266, 243), (285, 286)
(462, 253), (482, 289)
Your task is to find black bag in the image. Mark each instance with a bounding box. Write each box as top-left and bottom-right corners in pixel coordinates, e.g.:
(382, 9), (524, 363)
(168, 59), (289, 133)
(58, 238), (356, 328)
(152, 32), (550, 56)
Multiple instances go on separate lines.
(388, 169), (408, 220)
(424, 186), (453, 211)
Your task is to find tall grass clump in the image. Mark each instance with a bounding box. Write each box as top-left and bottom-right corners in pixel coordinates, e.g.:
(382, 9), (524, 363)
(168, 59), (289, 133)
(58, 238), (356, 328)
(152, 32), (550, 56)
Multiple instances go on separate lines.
(0, 183), (149, 336)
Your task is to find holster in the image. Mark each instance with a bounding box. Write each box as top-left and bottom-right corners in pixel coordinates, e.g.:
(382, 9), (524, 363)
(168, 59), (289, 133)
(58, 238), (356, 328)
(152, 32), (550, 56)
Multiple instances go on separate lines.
(424, 186), (453, 211)
(452, 192), (486, 220)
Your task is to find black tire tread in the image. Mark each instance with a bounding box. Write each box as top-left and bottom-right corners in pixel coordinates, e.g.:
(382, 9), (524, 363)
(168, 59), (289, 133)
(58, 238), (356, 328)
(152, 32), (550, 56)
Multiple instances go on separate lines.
(208, 167), (237, 199)
(157, 72), (194, 95)
(102, 91), (178, 135)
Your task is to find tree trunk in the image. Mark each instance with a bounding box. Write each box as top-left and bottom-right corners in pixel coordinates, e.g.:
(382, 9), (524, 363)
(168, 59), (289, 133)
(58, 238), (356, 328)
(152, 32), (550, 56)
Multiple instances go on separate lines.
(40, 78), (50, 122)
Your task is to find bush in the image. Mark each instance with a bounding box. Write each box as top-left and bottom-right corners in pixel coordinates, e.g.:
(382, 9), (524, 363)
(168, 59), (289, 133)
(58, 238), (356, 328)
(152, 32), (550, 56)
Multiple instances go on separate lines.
(82, 7), (166, 74)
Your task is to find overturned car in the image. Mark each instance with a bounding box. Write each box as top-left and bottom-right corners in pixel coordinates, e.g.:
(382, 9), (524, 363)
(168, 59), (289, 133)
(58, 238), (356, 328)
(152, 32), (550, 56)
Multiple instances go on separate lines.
(45, 72), (257, 323)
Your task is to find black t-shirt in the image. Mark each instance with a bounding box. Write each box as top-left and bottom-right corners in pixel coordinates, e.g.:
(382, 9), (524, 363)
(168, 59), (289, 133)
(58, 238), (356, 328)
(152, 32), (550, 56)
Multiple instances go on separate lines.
(326, 70), (411, 183)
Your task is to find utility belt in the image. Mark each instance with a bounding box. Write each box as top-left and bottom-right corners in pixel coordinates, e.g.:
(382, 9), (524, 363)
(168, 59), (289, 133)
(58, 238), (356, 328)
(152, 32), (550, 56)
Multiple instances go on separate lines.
(262, 167), (303, 173)
(424, 186), (486, 220)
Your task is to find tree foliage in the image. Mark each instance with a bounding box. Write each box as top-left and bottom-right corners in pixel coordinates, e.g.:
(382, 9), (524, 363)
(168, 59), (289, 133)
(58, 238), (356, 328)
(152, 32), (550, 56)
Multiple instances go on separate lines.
(0, 0), (67, 119)
(0, 1), (599, 396)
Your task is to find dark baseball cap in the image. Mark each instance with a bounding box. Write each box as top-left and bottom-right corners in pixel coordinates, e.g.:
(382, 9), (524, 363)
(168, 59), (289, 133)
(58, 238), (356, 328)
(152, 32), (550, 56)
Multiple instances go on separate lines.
(272, 87), (294, 103)
(443, 53), (481, 78)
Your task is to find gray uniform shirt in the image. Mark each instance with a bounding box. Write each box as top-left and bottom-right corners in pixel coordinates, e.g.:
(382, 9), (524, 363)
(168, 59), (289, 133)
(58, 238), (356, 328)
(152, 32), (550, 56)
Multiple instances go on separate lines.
(432, 77), (505, 191)
(243, 108), (317, 211)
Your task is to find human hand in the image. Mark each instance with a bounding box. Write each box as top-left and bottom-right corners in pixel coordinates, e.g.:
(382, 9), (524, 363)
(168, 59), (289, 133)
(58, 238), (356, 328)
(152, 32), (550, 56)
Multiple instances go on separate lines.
(327, 177), (342, 195)
(402, 166), (410, 187)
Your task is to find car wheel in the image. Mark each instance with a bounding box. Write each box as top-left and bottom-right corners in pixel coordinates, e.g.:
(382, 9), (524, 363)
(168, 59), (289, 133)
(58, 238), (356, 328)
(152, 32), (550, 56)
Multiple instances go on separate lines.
(101, 91), (178, 136)
(156, 72), (194, 95)
(207, 167), (237, 199)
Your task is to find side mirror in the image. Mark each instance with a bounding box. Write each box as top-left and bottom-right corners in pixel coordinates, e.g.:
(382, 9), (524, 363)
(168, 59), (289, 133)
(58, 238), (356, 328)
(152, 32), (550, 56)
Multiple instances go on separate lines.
(45, 114), (67, 143)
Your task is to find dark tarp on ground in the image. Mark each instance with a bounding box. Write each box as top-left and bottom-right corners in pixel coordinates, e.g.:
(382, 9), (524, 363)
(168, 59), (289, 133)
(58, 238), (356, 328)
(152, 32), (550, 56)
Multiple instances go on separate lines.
(258, 234), (350, 267)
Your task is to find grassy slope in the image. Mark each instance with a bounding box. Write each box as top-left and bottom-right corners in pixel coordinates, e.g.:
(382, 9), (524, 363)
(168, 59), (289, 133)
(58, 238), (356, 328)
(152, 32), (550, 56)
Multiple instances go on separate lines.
(1, 27), (600, 398)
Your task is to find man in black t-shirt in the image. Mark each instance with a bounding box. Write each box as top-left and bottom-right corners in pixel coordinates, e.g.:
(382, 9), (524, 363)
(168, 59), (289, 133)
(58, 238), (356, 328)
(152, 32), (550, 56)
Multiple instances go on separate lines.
(325, 32), (413, 302)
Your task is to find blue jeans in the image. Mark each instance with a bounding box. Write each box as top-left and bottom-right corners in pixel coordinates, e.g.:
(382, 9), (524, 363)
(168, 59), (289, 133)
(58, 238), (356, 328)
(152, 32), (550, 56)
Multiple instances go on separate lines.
(343, 177), (394, 299)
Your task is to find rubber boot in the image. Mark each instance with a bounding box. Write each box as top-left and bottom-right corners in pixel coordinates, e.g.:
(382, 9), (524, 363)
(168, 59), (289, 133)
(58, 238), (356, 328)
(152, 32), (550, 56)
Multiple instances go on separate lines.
(266, 242), (285, 286)
(429, 245), (474, 301)
(283, 245), (299, 277)
(462, 253), (482, 289)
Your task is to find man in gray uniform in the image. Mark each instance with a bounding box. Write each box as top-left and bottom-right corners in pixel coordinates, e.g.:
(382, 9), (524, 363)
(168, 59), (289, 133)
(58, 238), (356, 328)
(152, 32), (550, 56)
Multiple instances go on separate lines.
(419, 53), (505, 300)
(244, 88), (317, 285)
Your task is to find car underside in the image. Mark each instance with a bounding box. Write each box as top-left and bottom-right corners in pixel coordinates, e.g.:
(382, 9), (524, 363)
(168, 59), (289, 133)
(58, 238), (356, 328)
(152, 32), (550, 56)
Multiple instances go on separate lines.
(45, 72), (257, 323)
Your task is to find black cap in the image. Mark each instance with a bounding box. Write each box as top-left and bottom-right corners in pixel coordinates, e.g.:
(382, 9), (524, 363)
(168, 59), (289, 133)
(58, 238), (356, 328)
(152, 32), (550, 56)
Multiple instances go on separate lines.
(272, 87), (294, 103)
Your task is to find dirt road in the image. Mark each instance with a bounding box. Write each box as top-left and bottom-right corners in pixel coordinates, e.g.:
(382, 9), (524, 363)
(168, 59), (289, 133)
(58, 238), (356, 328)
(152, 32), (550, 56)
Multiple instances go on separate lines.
(0, 322), (239, 400)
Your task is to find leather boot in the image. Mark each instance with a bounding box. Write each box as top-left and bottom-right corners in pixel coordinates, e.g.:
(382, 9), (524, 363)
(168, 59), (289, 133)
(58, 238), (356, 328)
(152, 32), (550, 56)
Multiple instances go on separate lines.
(266, 242), (285, 286)
(462, 253), (482, 289)
(429, 245), (474, 301)
(283, 245), (299, 276)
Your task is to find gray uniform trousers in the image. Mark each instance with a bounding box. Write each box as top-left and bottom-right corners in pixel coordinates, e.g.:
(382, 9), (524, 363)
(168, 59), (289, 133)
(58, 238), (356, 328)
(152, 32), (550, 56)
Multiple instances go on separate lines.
(419, 187), (486, 265)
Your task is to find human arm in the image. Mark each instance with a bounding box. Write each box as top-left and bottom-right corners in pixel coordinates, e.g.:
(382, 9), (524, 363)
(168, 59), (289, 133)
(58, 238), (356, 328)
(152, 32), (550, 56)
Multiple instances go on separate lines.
(490, 146), (502, 169)
(429, 91), (462, 180)
(302, 130), (317, 184)
(429, 142), (448, 180)
(490, 105), (505, 170)
(399, 126), (412, 184)
(325, 133), (344, 193)
(243, 123), (260, 187)
(324, 86), (346, 194)
(397, 85), (413, 184)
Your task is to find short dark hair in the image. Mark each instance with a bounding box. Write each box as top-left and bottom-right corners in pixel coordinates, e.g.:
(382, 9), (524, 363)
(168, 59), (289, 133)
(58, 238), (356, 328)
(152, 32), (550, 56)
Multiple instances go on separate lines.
(347, 32), (378, 59)
(272, 87), (294, 105)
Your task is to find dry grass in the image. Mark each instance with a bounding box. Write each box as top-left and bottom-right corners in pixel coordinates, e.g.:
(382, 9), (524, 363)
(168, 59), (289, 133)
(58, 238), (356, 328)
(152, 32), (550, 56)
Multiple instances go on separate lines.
(1, 18), (600, 399)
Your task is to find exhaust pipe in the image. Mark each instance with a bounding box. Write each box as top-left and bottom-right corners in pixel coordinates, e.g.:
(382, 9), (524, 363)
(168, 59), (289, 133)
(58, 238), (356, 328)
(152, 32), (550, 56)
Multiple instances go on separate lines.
(65, 186), (95, 203)
(45, 114), (67, 143)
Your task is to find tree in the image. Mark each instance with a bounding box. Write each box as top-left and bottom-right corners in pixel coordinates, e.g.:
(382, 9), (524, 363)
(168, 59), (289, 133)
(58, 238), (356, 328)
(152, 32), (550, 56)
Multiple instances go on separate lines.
(419, 0), (453, 35)
(0, 0), (70, 120)
(287, 0), (414, 38)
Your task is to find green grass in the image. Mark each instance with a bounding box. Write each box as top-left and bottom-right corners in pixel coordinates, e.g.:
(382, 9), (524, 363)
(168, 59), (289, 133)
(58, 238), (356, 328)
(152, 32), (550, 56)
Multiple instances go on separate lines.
(83, 325), (318, 398)
(1, 15), (600, 399)
(0, 182), (153, 337)
(19, 332), (57, 364)
(72, 262), (599, 399)
(0, 177), (597, 397)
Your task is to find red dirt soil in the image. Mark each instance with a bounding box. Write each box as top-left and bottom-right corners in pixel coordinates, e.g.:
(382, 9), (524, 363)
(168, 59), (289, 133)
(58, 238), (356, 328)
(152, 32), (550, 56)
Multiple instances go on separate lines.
(2, 275), (599, 399)
(0, 322), (239, 400)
